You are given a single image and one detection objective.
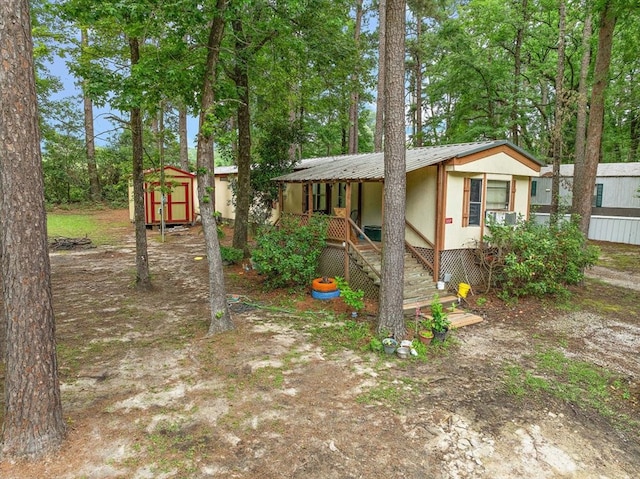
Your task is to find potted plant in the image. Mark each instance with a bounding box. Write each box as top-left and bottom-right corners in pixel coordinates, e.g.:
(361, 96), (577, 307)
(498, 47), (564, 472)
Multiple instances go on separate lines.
(417, 322), (434, 346)
(381, 337), (398, 355)
(430, 295), (451, 342)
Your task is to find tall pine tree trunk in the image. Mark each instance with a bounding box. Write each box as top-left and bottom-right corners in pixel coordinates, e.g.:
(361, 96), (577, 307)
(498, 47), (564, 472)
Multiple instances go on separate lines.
(378, 0), (406, 340)
(510, 0), (528, 146)
(550, 0), (567, 218)
(196, 0), (233, 334)
(0, 0), (65, 458)
(413, 18), (423, 147)
(348, 0), (363, 154)
(129, 36), (151, 289)
(572, 1), (617, 235)
(574, 6), (592, 166)
(231, 18), (252, 255)
(374, 0), (386, 152)
(81, 28), (101, 202)
(179, 105), (189, 171)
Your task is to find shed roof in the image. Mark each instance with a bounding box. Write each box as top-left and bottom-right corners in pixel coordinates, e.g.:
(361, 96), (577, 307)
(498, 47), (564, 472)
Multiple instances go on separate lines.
(540, 162), (640, 178)
(273, 140), (542, 183)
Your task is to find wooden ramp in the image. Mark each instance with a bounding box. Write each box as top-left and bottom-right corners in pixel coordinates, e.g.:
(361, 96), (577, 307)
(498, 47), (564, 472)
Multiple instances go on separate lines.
(419, 308), (484, 329)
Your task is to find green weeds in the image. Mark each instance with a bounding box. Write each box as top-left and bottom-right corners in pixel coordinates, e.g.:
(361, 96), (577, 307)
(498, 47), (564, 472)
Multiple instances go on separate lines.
(504, 346), (637, 431)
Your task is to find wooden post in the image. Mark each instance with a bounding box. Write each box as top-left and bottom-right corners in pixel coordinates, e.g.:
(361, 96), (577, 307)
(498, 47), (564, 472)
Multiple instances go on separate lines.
(345, 182), (352, 281)
(278, 182), (284, 219)
(307, 181), (313, 216)
(434, 163), (446, 282)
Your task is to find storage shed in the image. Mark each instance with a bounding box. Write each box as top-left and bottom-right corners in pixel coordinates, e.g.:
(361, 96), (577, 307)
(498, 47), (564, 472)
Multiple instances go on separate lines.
(128, 166), (198, 226)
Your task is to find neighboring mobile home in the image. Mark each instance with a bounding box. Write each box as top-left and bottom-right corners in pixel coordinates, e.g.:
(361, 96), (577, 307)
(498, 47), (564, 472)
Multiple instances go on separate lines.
(273, 140), (543, 299)
(531, 163), (640, 245)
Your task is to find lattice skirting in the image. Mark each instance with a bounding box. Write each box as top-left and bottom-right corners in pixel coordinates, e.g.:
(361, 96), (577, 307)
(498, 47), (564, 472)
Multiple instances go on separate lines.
(317, 245), (485, 299)
(317, 244), (380, 299)
(438, 249), (485, 287)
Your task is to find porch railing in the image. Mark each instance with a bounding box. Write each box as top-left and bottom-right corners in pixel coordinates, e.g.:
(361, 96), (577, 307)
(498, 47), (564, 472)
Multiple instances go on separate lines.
(404, 219), (435, 276)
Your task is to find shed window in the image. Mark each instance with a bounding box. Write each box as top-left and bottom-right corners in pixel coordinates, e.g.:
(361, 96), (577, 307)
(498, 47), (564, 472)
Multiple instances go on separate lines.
(463, 178), (483, 227)
(486, 180), (510, 210)
(531, 180), (537, 197)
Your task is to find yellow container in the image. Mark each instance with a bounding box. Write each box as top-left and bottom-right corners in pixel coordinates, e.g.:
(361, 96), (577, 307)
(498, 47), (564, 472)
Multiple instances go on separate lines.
(458, 283), (471, 298)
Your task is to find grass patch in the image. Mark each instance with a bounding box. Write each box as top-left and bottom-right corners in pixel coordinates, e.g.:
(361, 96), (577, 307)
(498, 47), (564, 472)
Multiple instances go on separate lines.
(356, 377), (424, 412)
(47, 212), (122, 246)
(504, 346), (638, 431)
(594, 241), (640, 272)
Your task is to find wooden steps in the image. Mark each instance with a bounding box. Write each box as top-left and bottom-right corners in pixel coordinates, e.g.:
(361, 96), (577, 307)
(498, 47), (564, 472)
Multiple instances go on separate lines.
(348, 243), (483, 328)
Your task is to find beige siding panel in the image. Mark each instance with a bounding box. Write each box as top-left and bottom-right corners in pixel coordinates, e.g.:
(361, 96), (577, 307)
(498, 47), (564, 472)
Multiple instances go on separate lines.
(283, 183), (304, 214)
(214, 176), (234, 220)
(511, 177), (530, 220)
(406, 166), (437, 246)
(447, 152), (541, 177)
(361, 182), (383, 228)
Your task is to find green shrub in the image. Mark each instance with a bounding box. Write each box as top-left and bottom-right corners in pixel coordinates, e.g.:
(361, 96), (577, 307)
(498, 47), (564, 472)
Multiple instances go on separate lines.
(482, 215), (599, 299)
(251, 214), (329, 289)
(334, 276), (365, 311)
(220, 246), (244, 264)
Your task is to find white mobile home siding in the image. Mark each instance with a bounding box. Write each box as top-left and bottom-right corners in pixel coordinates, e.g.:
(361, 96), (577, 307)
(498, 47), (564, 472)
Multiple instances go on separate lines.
(533, 213), (640, 245)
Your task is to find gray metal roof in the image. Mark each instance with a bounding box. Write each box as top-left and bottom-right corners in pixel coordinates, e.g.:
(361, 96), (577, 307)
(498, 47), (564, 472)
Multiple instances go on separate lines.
(273, 140), (542, 182)
(540, 162), (640, 178)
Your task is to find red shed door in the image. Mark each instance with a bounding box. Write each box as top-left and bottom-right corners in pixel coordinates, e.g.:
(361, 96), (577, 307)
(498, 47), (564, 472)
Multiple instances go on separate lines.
(150, 182), (191, 224)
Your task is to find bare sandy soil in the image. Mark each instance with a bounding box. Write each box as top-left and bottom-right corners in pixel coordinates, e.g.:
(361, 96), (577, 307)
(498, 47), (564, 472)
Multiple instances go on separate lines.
(1, 209), (639, 479)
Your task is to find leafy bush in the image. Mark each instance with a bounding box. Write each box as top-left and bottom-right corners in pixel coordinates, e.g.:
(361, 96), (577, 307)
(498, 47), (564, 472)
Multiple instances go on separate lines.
(220, 246), (244, 264)
(482, 216), (599, 299)
(251, 214), (329, 289)
(334, 276), (365, 311)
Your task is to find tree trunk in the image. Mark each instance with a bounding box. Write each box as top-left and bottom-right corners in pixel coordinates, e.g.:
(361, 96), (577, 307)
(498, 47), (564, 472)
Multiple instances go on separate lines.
(550, 0), (567, 219)
(414, 18), (423, 147)
(81, 28), (102, 202)
(196, 0), (233, 335)
(374, 0), (386, 152)
(574, 6), (592, 166)
(231, 19), (252, 255)
(631, 109), (640, 162)
(572, 1), (617, 235)
(129, 36), (151, 288)
(378, 0), (406, 340)
(511, 0), (528, 146)
(179, 105), (189, 171)
(0, 0), (65, 458)
(348, 0), (363, 154)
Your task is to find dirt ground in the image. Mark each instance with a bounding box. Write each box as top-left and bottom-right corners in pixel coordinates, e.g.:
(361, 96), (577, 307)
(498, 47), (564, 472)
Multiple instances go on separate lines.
(1, 208), (639, 479)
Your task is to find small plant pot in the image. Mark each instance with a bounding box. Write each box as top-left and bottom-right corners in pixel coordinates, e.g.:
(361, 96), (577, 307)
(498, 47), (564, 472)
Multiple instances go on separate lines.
(433, 328), (449, 343)
(382, 338), (398, 355)
(418, 330), (434, 346)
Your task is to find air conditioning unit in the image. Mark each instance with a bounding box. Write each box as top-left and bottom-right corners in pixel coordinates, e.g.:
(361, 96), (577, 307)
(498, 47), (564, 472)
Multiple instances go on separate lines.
(485, 210), (517, 226)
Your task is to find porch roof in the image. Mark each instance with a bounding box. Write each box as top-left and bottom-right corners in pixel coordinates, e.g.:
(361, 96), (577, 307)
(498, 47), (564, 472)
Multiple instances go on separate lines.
(273, 140), (542, 183)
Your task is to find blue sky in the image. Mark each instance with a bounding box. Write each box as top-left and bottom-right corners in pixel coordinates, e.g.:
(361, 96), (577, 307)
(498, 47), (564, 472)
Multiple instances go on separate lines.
(46, 55), (201, 148)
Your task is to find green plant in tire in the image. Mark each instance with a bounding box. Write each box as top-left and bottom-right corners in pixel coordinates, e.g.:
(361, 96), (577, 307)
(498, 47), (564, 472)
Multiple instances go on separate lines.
(335, 276), (365, 312)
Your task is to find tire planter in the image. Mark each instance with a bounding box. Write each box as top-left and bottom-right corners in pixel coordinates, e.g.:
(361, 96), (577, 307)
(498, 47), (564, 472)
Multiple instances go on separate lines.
(311, 289), (341, 300)
(311, 277), (338, 292)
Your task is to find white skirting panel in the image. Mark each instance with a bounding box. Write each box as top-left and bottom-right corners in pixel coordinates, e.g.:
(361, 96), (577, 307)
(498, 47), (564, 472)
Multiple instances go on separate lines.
(532, 213), (640, 245)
